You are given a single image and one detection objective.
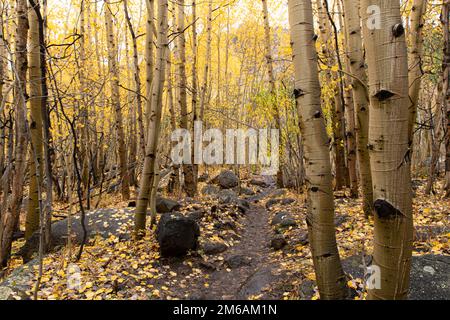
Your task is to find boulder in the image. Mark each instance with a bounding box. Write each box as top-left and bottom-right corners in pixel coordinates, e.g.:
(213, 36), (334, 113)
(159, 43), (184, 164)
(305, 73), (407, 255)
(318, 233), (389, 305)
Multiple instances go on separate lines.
(271, 235), (287, 250)
(279, 218), (297, 228)
(271, 212), (292, 226)
(225, 255), (252, 269)
(212, 170), (239, 189)
(240, 187), (256, 196)
(202, 241), (228, 255)
(237, 199), (251, 214)
(156, 197), (182, 213)
(266, 198), (296, 210)
(202, 185), (220, 196)
(249, 178), (270, 188)
(156, 213), (200, 257)
(270, 189), (287, 198)
(19, 208), (136, 262)
(188, 210), (206, 222)
(218, 189), (239, 204)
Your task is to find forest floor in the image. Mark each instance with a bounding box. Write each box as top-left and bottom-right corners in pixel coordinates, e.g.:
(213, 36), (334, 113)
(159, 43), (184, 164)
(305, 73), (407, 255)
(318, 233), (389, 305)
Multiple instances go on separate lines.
(1, 174), (449, 300)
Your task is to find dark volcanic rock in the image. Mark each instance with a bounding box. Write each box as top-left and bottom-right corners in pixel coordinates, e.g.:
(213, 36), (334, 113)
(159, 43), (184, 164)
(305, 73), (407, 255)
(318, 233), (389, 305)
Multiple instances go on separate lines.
(279, 218), (297, 228)
(202, 242), (228, 255)
(271, 235), (287, 250)
(188, 210), (206, 222)
(249, 178), (271, 188)
(156, 213), (200, 257)
(266, 198), (296, 210)
(212, 170), (239, 189)
(272, 212), (297, 229)
(240, 187), (256, 196)
(225, 255), (252, 269)
(202, 185), (220, 196)
(217, 189), (239, 204)
(271, 212), (291, 226)
(156, 197), (182, 213)
(270, 189), (287, 198)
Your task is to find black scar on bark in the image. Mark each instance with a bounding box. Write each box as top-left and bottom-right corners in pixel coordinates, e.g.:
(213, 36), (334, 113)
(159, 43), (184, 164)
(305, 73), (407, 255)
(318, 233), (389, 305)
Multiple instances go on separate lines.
(314, 111), (322, 119)
(294, 88), (305, 99)
(392, 23), (405, 38)
(373, 199), (404, 219)
(374, 90), (395, 101)
(311, 186), (319, 193)
(312, 34), (318, 41)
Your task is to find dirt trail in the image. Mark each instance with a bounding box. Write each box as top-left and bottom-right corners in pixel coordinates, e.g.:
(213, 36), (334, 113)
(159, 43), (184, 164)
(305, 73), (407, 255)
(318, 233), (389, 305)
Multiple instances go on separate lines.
(182, 184), (291, 300)
(204, 204), (274, 299)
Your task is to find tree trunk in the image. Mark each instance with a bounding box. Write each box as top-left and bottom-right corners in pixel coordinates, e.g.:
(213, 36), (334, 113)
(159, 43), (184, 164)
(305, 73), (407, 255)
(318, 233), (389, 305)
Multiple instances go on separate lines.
(176, 0), (197, 197)
(199, 0), (212, 121)
(123, 0), (145, 183)
(361, 0), (414, 300)
(316, 0), (348, 190)
(1, 0), (29, 267)
(262, 0), (284, 187)
(342, 0), (373, 215)
(288, 0), (347, 300)
(443, 0), (450, 198)
(26, 0), (44, 239)
(408, 0), (428, 147)
(145, 0), (155, 126)
(104, 0), (130, 201)
(135, 0), (168, 237)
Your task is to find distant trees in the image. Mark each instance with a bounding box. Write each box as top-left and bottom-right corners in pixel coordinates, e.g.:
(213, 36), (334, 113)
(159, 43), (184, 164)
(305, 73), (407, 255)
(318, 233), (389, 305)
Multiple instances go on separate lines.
(341, 0), (373, 216)
(104, 0), (130, 201)
(176, 0), (197, 197)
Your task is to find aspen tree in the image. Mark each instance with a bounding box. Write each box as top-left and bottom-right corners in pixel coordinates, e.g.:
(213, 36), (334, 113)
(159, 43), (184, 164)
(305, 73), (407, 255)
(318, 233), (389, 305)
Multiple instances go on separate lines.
(0, 0), (29, 266)
(443, 0), (450, 198)
(123, 0), (145, 179)
(145, 0), (155, 125)
(104, 0), (130, 200)
(26, 0), (44, 239)
(288, 0), (347, 300)
(338, 0), (358, 198)
(361, 0), (414, 299)
(177, 0), (197, 197)
(342, 0), (373, 215)
(408, 0), (428, 146)
(199, 0), (213, 121)
(316, 0), (347, 190)
(135, 0), (168, 236)
(261, 0), (284, 187)
(79, 0), (90, 194)
(191, 0), (199, 188)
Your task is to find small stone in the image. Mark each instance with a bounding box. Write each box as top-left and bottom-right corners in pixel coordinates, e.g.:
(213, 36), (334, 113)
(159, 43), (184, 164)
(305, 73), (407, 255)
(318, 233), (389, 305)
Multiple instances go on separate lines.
(203, 242), (228, 255)
(271, 235), (287, 250)
(423, 266), (435, 275)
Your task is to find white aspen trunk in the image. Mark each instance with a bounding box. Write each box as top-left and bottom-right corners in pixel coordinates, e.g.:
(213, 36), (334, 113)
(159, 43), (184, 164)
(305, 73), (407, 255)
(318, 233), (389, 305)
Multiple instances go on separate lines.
(288, 0), (347, 300)
(361, 0), (414, 300)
